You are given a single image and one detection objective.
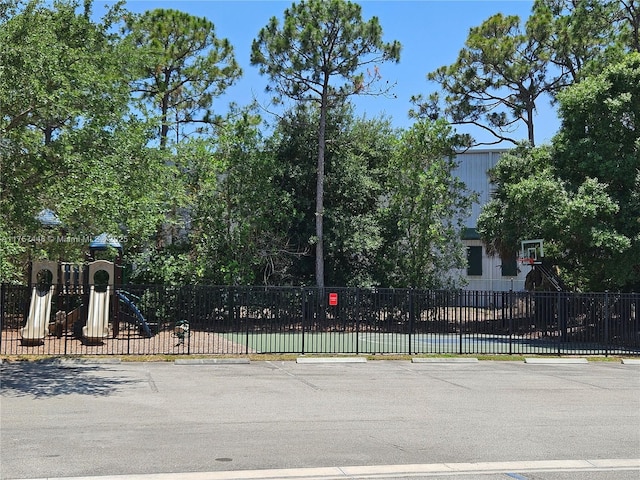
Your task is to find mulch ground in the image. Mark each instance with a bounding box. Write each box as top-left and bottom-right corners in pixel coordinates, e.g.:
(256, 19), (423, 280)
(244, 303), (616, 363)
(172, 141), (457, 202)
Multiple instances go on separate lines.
(0, 329), (254, 356)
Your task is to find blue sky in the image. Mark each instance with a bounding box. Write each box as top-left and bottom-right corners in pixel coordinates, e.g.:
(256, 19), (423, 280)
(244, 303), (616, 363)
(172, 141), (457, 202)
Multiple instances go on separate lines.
(103, 0), (559, 145)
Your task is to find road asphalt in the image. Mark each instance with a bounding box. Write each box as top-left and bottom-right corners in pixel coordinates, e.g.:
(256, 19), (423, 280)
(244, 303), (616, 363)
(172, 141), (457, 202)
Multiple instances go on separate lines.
(1, 358), (639, 480)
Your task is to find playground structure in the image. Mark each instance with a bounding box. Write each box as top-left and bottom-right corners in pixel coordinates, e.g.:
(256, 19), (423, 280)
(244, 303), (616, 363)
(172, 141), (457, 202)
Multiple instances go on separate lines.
(19, 238), (153, 346)
(20, 260), (57, 344)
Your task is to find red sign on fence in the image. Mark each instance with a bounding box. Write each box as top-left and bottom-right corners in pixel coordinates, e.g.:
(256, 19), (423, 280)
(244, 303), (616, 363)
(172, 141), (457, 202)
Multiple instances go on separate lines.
(328, 292), (338, 306)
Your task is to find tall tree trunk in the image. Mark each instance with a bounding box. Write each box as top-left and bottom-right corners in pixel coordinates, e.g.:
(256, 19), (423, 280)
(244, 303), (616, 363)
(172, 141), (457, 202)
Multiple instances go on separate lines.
(160, 93), (169, 150)
(622, 0), (640, 53)
(44, 125), (53, 146)
(160, 67), (171, 150)
(527, 104), (535, 147)
(315, 91), (328, 288)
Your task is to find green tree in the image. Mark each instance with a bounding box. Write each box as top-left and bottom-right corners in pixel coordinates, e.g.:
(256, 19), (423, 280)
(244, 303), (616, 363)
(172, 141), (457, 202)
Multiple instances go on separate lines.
(46, 120), (171, 263)
(533, 0), (620, 82)
(619, 0), (640, 53)
(124, 9), (242, 148)
(552, 52), (640, 289)
(478, 146), (630, 291)
(380, 120), (474, 289)
(477, 146), (561, 263)
(0, 0), (143, 280)
(268, 104), (397, 287)
(323, 114), (396, 287)
(478, 54), (639, 292)
(417, 12), (553, 146)
(166, 109), (296, 286)
(0, 0), (129, 143)
(266, 104), (319, 284)
(251, 0), (401, 287)
(418, 2), (624, 146)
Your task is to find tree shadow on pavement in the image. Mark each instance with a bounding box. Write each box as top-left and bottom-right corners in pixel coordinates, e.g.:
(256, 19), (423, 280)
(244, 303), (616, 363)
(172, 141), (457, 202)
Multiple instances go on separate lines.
(0, 359), (138, 398)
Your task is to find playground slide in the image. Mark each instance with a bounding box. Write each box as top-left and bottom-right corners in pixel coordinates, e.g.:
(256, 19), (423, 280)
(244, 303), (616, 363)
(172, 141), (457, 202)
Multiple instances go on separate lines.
(20, 286), (54, 343)
(82, 285), (111, 342)
(116, 291), (153, 337)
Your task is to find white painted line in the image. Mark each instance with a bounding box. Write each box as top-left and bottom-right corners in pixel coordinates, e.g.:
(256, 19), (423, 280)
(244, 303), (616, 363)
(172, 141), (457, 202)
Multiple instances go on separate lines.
(26, 458), (640, 480)
(621, 358), (640, 365)
(296, 356), (367, 363)
(412, 357), (479, 363)
(524, 357), (588, 364)
(174, 358), (250, 365)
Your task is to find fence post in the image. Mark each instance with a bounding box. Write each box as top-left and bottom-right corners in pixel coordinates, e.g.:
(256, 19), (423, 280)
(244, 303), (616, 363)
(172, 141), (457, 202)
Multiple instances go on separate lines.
(125, 287), (130, 355)
(557, 291), (562, 355)
(301, 287), (306, 355)
(243, 288), (251, 356)
(190, 285), (196, 355)
(0, 283), (4, 353)
(408, 289), (414, 356)
(604, 291), (610, 357)
(355, 288), (360, 355)
(509, 288), (513, 356)
(227, 286), (240, 353)
(458, 290), (463, 355)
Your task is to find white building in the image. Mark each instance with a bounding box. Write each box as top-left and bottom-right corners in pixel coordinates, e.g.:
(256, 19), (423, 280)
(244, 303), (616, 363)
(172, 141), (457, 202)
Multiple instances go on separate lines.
(453, 149), (530, 292)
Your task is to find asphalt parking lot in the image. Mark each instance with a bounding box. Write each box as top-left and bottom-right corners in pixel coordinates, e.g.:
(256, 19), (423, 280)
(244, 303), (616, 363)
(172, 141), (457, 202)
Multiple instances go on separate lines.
(1, 358), (639, 480)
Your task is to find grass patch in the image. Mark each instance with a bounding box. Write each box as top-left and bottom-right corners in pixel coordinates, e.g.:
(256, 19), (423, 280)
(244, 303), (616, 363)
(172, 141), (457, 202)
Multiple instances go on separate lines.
(582, 355), (625, 362)
(1, 353), (631, 363)
(476, 354), (526, 361)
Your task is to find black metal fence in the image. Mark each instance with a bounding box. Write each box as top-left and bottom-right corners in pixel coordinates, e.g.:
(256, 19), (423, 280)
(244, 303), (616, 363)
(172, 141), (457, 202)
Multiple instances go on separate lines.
(1, 284), (639, 356)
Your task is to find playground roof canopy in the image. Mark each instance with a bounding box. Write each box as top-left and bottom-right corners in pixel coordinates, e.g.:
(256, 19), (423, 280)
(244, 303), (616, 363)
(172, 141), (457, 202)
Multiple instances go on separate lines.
(90, 233), (123, 252)
(36, 209), (62, 227)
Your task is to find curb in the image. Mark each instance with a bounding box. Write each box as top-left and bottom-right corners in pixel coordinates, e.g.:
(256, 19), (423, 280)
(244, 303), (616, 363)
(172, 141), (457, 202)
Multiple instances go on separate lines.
(296, 357), (367, 364)
(174, 358), (251, 365)
(524, 357), (588, 364)
(621, 358), (640, 365)
(412, 357), (479, 363)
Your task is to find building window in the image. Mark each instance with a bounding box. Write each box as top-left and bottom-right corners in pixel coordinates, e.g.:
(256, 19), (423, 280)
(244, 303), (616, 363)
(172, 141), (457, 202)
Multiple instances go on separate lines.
(467, 246), (482, 276)
(501, 256), (518, 277)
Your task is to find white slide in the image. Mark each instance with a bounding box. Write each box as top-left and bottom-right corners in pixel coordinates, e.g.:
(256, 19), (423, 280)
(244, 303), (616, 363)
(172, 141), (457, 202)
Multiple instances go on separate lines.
(82, 285), (111, 342)
(20, 286), (54, 343)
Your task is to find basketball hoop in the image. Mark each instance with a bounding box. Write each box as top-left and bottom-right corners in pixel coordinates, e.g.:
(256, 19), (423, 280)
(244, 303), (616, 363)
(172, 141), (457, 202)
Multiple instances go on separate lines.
(519, 239), (544, 266)
(517, 257), (535, 266)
